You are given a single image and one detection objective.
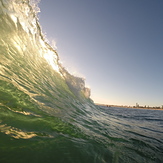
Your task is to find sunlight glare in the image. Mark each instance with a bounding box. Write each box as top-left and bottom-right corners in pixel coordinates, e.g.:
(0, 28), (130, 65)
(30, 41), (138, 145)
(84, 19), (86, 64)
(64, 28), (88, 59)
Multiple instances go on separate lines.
(43, 50), (60, 73)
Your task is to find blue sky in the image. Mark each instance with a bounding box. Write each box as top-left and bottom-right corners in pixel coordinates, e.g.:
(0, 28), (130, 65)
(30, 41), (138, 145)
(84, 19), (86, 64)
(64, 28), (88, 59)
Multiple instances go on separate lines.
(38, 0), (163, 107)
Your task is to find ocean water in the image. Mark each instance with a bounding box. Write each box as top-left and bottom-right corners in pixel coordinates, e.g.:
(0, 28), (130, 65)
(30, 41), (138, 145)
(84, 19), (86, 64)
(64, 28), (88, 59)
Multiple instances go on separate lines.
(0, 0), (163, 162)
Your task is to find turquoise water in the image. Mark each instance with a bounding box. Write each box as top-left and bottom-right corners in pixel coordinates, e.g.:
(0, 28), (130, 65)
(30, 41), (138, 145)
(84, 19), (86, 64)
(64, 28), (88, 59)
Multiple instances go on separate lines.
(0, 0), (163, 162)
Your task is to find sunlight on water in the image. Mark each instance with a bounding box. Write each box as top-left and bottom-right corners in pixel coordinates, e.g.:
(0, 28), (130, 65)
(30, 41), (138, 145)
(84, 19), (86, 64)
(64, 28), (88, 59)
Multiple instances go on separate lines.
(0, 124), (37, 139)
(43, 50), (60, 73)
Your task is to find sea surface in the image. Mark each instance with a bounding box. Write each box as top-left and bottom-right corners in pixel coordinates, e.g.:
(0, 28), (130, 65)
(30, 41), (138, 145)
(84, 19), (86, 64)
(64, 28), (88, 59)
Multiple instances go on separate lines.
(0, 0), (163, 162)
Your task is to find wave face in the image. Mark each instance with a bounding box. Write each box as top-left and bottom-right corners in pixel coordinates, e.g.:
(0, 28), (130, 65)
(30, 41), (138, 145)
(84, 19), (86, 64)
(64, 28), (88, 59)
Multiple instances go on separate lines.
(0, 1), (163, 163)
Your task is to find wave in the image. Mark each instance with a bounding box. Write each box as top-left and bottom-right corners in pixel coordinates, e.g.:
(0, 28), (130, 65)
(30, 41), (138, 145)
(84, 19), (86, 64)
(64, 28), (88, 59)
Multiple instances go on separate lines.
(0, 1), (163, 163)
(0, 0), (91, 114)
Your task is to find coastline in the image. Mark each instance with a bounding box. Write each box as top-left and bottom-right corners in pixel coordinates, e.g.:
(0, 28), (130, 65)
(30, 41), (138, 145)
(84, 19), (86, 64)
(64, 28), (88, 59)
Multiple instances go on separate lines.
(96, 103), (163, 111)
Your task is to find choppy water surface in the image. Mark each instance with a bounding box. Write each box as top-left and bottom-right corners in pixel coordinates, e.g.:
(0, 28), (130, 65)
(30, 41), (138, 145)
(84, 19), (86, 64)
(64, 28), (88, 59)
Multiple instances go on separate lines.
(0, 0), (163, 162)
(97, 106), (163, 162)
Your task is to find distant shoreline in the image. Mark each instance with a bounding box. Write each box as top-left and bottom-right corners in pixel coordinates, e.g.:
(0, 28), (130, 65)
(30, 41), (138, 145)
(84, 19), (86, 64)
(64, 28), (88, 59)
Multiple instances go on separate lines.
(95, 103), (163, 111)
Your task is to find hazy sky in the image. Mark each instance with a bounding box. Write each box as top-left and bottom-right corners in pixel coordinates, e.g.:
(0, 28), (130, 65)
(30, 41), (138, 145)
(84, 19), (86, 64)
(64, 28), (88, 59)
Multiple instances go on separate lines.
(38, 0), (163, 107)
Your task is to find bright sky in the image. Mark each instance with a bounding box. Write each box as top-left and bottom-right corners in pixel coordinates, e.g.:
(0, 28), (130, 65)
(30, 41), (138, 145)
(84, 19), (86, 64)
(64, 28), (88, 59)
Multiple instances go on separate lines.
(38, 0), (163, 107)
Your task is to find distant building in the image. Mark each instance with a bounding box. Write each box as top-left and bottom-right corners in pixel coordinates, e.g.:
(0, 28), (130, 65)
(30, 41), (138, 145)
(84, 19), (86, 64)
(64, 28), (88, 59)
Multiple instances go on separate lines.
(136, 103), (139, 107)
